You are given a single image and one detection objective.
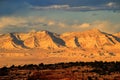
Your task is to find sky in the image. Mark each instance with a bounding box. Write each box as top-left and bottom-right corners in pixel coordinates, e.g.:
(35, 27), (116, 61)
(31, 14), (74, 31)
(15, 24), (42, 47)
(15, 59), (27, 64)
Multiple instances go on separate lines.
(0, 0), (120, 34)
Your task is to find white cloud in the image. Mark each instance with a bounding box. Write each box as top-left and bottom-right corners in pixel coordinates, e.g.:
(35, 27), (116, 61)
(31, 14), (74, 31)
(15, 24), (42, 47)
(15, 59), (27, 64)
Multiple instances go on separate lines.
(78, 23), (90, 28)
(31, 5), (100, 11)
(49, 5), (70, 9)
(31, 3), (120, 11)
(31, 5), (70, 10)
(106, 2), (117, 7)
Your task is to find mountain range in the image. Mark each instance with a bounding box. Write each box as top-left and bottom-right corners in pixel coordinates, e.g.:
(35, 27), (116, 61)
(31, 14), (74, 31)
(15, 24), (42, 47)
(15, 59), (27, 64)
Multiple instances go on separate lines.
(0, 28), (120, 67)
(0, 28), (120, 50)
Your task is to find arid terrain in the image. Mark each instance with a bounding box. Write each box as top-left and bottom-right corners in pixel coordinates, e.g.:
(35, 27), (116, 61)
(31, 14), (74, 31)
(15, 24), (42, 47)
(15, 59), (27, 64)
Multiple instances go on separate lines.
(0, 29), (120, 67)
(1, 61), (120, 80)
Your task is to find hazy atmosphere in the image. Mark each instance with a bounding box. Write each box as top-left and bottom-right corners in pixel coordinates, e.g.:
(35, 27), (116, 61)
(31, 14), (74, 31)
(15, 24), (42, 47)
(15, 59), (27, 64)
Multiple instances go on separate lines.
(0, 0), (120, 33)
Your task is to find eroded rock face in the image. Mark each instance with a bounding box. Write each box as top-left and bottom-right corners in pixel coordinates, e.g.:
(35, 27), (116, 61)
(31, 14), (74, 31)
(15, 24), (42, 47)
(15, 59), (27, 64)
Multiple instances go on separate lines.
(61, 29), (120, 49)
(0, 29), (119, 50)
(23, 30), (65, 49)
(0, 33), (25, 49)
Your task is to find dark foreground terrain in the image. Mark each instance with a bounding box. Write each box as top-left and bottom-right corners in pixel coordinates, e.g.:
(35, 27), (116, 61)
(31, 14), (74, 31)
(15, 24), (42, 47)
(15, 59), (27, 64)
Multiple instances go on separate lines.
(0, 61), (120, 80)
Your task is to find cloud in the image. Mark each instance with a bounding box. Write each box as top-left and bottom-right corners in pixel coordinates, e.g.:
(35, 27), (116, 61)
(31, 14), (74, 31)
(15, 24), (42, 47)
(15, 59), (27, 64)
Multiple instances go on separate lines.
(0, 16), (68, 33)
(104, 2), (120, 12)
(58, 22), (67, 28)
(31, 5), (70, 10)
(0, 17), (50, 28)
(106, 2), (116, 7)
(28, 0), (120, 7)
(29, 0), (120, 12)
(72, 21), (120, 33)
(93, 21), (120, 33)
(31, 4), (120, 12)
(0, 0), (120, 16)
(0, 17), (27, 28)
(47, 20), (56, 26)
(0, 17), (119, 34)
(75, 23), (91, 28)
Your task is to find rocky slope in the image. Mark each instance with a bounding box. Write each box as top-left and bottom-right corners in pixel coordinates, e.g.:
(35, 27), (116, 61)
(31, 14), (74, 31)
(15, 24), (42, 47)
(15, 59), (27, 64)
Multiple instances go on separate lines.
(0, 30), (65, 49)
(61, 29), (120, 49)
(0, 28), (119, 50)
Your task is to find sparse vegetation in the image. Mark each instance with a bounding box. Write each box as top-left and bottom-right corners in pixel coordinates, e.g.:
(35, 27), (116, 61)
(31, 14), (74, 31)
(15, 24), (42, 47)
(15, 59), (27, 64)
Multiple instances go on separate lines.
(0, 61), (120, 80)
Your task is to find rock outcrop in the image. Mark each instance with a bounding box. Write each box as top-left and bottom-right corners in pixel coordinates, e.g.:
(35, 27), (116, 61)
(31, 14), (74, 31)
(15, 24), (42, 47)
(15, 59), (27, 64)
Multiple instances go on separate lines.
(0, 29), (119, 50)
(61, 28), (120, 49)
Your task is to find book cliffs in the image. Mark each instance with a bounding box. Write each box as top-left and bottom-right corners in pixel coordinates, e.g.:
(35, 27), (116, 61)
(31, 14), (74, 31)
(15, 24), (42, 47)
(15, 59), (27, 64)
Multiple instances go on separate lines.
(1, 28), (120, 67)
(0, 28), (120, 50)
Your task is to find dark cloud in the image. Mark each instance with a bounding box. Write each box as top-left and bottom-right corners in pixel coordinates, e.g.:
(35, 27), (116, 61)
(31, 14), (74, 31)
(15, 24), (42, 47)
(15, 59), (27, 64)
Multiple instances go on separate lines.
(28, 0), (120, 7)
(30, 0), (120, 11)
(0, 0), (119, 16)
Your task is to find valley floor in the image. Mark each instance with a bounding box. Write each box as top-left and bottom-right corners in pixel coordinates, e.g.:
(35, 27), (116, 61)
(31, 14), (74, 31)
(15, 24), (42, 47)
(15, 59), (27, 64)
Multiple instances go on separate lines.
(0, 48), (120, 67)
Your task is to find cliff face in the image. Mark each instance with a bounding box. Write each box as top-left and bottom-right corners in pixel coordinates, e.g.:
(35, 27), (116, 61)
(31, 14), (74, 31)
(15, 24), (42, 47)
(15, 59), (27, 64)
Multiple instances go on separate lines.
(61, 29), (120, 49)
(0, 29), (120, 50)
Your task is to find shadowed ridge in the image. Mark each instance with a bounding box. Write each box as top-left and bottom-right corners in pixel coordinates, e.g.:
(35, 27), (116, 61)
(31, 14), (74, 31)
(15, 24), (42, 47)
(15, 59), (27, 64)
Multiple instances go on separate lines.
(103, 32), (120, 43)
(9, 33), (29, 49)
(113, 32), (120, 41)
(108, 34), (120, 43)
(46, 31), (65, 47)
(60, 28), (120, 48)
(74, 36), (81, 47)
(37, 30), (66, 47)
(40, 30), (66, 48)
(23, 30), (66, 49)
